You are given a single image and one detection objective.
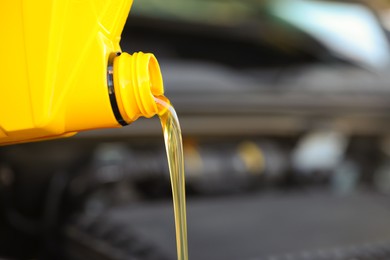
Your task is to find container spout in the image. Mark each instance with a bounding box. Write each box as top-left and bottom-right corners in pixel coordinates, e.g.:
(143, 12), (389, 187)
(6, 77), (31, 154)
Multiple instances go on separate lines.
(111, 52), (164, 125)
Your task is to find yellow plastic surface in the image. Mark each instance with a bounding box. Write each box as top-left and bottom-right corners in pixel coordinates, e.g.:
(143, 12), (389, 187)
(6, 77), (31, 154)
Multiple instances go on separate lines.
(0, 0), (164, 145)
(113, 52), (164, 122)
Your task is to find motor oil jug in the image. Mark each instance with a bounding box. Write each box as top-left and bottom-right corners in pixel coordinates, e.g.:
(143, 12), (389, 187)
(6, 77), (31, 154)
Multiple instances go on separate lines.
(0, 0), (164, 145)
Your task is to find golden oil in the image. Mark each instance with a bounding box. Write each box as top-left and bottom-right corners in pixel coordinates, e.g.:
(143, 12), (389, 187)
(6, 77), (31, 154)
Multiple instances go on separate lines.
(156, 96), (188, 260)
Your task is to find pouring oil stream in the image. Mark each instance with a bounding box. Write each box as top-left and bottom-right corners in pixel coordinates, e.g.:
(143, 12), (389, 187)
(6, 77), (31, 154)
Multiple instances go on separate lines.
(155, 96), (189, 260)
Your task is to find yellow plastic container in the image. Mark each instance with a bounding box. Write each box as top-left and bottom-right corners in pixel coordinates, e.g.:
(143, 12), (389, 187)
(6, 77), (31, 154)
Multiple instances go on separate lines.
(0, 0), (164, 145)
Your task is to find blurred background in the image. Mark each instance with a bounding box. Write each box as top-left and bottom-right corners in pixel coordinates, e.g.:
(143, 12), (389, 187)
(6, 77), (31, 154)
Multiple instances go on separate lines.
(2, 0), (390, 259)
